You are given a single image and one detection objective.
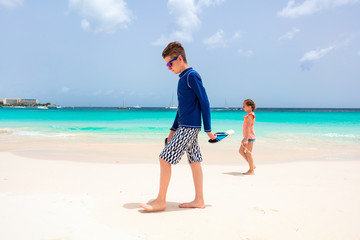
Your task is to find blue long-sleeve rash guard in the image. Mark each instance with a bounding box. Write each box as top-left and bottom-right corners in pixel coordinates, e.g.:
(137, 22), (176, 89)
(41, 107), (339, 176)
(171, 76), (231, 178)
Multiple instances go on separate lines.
(171, 68), (211, 132)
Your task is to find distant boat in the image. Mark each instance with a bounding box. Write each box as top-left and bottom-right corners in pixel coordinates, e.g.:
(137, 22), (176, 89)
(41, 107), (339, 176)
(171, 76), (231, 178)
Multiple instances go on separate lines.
(133, 105), (141, 109)
(117, 100), (127, 109)
(48, 104), (61, 109)
(37, 106), (48, 109)
(166, 93), (177, 109)
(168, 105), (178, 109)
(224, 98), (229, 109)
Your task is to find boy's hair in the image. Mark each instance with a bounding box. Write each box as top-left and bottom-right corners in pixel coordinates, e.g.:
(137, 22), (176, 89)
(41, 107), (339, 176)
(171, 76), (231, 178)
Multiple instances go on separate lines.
(244, 99), (256, 111)
(162, 41), (187, 64)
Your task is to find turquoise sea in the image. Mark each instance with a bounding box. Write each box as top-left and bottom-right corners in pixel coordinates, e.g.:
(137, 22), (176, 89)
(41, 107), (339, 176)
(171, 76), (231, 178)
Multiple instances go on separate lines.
(1, 107), (360, 144)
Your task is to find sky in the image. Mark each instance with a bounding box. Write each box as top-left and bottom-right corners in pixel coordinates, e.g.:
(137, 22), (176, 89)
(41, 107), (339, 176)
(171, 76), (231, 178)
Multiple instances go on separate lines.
(0, 0), (359, 108)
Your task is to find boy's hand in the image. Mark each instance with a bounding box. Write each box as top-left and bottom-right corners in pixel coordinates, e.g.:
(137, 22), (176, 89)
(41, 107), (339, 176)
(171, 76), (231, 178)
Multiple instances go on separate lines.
(207, 131), (217, 140)
(167, 130), (176, 143)
(242, 138), (248, 146)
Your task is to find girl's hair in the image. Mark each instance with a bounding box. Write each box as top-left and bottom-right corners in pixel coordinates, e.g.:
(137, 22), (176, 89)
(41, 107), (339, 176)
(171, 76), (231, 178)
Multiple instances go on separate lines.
(244, 99), (256, 111)
(162, 41), (187, 63)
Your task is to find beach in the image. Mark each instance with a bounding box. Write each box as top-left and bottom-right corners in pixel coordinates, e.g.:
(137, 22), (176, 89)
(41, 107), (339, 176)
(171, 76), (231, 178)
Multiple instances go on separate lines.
(1, 136), (360, 239)
(1, 108), (360, 239)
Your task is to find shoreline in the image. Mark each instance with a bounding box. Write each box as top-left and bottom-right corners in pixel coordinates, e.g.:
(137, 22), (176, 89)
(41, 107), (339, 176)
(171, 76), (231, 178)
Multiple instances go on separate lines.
(2, 106), (360, 110)
(1, 135), (359, 165)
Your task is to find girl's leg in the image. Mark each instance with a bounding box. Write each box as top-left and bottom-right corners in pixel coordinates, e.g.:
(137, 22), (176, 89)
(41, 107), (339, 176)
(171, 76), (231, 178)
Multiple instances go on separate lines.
(243, 142), (255, 175)
(239, 144), (248, 161)
(239, 144), (254, 167)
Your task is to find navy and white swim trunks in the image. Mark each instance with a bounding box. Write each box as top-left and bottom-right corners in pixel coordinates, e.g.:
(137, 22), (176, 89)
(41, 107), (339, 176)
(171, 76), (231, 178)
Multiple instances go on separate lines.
(159, 127), (202, 165)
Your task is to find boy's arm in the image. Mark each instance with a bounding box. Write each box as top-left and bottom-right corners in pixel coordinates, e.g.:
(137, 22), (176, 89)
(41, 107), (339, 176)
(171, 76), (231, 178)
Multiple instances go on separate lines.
(167, 111), (179, 142)
(188, 73), (211, 132)
(170, 110), (179, 132)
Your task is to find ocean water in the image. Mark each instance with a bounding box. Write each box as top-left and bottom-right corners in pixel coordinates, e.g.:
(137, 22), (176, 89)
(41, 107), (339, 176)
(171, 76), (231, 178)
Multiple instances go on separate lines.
(0, 107), (360, 144)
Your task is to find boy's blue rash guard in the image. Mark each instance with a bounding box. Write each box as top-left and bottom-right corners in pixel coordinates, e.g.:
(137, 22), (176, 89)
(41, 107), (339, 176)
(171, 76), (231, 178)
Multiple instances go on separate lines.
(171, 68), (211, 132)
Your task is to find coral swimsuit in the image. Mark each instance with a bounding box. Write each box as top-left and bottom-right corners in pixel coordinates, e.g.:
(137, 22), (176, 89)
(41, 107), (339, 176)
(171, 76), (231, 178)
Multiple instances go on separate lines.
(243, 112), (256, 139)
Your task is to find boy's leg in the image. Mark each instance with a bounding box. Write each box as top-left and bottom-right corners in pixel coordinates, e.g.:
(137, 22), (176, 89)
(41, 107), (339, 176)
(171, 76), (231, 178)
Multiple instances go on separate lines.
(139, 158), (170, 211)
(180, 133), (205, 209)
(179, 162), (205, 208)
(140, 127), (190, 211)
(157, 158), (172, 201)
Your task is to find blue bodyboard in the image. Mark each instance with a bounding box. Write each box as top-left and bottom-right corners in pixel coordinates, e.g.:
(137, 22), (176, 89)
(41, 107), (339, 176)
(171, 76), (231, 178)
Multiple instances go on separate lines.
(208, 130), (235, 143)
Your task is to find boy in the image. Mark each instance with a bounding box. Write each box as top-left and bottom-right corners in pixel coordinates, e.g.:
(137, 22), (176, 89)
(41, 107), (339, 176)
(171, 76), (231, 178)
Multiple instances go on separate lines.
(139, 41), (216, 212)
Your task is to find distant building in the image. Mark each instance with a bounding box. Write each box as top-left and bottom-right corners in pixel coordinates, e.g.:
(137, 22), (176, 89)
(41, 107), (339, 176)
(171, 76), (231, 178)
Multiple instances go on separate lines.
(20, 99), (39, 106)
(2, 98), (20, 105)
(1, 98), (39, 106)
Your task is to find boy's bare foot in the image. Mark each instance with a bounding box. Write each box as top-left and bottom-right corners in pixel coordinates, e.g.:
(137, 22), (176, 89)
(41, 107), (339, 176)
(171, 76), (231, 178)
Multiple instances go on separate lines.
(139, 200), (166, 212)
(179, 200), (205, 209)
(242, 170), (255, 175)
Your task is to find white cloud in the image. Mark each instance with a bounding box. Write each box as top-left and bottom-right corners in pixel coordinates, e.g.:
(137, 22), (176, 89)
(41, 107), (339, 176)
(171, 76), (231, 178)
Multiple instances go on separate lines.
(93, 89), (102, 96)
(231, 32), (241, 41)
(61, 87), (70, 93)
(203, 30), (241, 49)
(278, 0), (360, 18)
(0, 0), (23, 8)
(153, 0), (224, 46)
(81, 19), (90, 30)
(93, 89), (114, 96)
(358, 50), (360, 56)
(203, 30), (226, 48)
(300, 46), (334, 62)
(238, 49), (253, 57)
(299, 46), (334, 70)
(279, 27), (300, 40)
(105, 90), (114, 95)
(198, 0), (225, 7)
(69, 0), (133, 33)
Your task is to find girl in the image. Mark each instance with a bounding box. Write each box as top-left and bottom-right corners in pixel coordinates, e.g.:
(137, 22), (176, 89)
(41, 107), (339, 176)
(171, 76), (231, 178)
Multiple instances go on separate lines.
(239, 99), (256, 175)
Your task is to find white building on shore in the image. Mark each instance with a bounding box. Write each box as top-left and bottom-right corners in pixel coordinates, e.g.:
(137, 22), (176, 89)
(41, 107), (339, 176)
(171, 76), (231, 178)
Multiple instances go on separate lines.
(20, 99), (39, 105)
(1, 98), (39, 106)
(1, 98), (20, 105)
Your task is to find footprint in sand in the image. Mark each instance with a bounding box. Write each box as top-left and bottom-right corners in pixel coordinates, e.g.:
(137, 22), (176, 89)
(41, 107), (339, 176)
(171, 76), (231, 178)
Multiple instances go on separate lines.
(252, 207), (279, 214)
(46, 237), (71, 240)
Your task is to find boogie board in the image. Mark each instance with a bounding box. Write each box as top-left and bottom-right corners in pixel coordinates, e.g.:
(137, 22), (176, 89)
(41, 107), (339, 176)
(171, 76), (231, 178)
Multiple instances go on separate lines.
(208, 130), (235, 143)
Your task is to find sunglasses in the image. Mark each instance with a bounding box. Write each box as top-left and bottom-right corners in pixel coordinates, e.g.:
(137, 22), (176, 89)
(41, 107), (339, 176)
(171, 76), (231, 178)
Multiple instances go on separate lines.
(166, 55), (183, 67)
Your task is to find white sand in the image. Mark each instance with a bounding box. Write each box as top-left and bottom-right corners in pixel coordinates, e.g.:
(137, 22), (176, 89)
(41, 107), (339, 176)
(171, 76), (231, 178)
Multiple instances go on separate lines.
(1, 146), (360, 240)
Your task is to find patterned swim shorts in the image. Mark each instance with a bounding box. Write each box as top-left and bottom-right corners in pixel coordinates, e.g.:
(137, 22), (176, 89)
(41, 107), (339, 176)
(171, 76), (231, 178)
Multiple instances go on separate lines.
(159, 127), (202, 165)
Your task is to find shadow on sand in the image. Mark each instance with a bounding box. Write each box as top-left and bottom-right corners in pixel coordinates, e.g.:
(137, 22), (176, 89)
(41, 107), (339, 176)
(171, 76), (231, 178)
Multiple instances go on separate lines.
(222, 171), (245, 176)
(123, 202), (212, 213)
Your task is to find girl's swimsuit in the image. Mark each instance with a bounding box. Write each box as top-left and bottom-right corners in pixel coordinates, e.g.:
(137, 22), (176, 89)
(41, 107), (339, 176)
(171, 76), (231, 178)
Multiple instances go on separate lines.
(243, 112), (256, 140)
